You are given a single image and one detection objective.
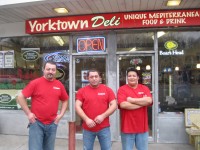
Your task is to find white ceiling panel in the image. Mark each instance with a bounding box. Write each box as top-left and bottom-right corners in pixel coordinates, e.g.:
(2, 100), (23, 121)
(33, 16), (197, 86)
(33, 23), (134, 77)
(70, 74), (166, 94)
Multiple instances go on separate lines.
(117, 0), (126, 12)
(133, 0), (141, 11)
(124, 0), (133, 12)
(147, 0), (157, 10)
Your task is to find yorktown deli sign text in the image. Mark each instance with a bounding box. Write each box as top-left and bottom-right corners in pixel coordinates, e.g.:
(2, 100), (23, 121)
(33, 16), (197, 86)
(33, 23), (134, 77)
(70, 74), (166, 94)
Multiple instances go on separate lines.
(26, 9), (200, 34)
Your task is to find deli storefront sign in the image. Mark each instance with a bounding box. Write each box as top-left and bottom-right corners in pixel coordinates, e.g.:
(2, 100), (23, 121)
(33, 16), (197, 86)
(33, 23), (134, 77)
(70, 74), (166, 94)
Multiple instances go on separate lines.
(26, 9), (200, 34)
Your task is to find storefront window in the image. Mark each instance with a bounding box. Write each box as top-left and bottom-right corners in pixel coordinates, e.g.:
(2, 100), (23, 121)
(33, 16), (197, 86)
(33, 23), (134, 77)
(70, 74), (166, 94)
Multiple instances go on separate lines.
(0, 35), (69, 109)
(117, 32), (154, 51)
(158, 31), (200, 113)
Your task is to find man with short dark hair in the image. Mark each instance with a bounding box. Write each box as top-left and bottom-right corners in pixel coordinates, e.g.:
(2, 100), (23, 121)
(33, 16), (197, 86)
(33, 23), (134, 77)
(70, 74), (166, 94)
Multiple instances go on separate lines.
(76, 69), (117, 150)
(17, 60), (69, 150)
(117, 67), (153, 150)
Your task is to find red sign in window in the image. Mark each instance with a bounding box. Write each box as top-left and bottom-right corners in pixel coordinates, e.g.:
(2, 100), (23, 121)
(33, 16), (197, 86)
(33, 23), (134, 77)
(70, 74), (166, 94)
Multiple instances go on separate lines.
(77, 37), (106, 53)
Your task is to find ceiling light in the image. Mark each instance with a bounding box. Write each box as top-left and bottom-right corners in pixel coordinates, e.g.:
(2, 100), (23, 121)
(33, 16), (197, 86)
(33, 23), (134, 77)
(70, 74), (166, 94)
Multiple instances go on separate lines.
(175, 66), (179, 71)
(136, 66), (141, 70)
(129, 47), (136, 51)
(152, 31), (165, 39)
(196, 63), (200, 69)
(157, 31), (165, 38)
(146, 65), (151, 70)
(54, 8), (69, 14)
(53, 36), (64, 46)
(167, 0), (181, 6)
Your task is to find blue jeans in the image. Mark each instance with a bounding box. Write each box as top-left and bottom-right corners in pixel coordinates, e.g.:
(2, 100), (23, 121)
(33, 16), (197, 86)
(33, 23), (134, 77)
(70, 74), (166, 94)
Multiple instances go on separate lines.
(83, 127), (111, 150)
(28, 120), (58, 150)
(121, 132), (148, 150)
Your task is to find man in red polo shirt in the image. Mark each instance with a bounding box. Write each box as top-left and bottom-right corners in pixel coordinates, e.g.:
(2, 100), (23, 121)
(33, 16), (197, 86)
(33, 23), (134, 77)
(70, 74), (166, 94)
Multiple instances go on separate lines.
(17, 60), (69, 150)
(117, 67), (153, 150)
(76, 69), (117, 150)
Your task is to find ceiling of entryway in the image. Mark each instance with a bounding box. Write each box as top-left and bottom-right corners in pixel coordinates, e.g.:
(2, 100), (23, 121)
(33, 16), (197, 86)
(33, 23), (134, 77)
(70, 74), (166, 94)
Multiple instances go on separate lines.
(0, 0), (200, 25)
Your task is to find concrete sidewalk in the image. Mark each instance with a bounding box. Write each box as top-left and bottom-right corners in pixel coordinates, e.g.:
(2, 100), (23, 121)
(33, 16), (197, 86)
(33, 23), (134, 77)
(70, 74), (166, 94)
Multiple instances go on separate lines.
(0, 134), (194, 150)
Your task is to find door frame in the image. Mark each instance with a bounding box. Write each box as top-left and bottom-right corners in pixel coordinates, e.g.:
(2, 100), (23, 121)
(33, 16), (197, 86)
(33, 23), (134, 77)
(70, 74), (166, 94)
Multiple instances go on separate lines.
(116, 53), (157, 142)
(71, 54), (108, 140)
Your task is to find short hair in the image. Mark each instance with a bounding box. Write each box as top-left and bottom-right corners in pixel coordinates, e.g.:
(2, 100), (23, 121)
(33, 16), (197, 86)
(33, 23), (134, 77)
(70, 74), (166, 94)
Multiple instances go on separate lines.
(126, 67), (139, 76)
(43, 60), (57, 69)
(87, 69), (100, 77)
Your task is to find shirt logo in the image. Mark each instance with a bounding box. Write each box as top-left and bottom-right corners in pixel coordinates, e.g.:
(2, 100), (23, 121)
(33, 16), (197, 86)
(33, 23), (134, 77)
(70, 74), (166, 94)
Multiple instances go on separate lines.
(98, 93), (105, 95)
(138, 92), (144, 95)
(53, 87), (60, 90)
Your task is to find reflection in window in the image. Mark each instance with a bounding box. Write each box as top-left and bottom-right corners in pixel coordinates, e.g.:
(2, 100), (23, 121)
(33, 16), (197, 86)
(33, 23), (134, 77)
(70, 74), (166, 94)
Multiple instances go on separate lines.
(0, 35), (70, 110)
(117, 32), (154, 51)
(158, 31), (200, 113)
(0, 36), (69, 89)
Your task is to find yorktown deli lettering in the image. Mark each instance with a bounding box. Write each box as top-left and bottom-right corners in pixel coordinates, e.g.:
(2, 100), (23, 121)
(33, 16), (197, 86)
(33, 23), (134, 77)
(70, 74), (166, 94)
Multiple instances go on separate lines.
(28, 19), (89, 32)
(26, 9), (200, 34)
(28, 16), (120, 32)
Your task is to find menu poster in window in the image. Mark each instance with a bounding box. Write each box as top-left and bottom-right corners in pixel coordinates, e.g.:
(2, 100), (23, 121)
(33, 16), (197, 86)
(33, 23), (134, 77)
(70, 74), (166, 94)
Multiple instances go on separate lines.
(142, 72), (151, 84)
(0, 52), (3, 68)
(4, 51), (14, 68)
(21, 48), (40, 61)
(81, 70), (89, 83)
(0, 90), (31, 110)
(0, 50), (14, 68)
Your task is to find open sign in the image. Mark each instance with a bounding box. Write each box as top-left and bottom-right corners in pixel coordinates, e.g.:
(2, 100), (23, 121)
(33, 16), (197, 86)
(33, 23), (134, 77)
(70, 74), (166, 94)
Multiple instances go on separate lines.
(77, 37), (106, 53)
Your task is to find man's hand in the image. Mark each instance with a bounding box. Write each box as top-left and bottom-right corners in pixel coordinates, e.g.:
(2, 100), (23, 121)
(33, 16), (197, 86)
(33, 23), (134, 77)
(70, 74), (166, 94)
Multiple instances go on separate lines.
(54, 114), (63, 124)
(28, 112), (37, 123)
(85, 118), (96, 128)
(94, 114), (105, 124)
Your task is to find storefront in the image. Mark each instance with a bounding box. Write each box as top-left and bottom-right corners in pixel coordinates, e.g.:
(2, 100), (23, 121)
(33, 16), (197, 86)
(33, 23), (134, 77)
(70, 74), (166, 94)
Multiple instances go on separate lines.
(0, 9), (200, 143)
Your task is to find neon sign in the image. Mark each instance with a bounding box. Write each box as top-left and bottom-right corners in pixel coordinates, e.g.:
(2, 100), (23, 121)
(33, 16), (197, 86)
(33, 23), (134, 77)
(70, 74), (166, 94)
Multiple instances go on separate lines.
(44, 51), (70, 63)
(160, 40), (184, 56)
(77, 37), (106, 53)
(164, 41), (178, 50)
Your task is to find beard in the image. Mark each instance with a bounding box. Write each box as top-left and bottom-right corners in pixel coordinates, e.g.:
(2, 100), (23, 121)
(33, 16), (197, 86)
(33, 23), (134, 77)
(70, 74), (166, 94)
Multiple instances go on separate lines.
(45, 74), (54, 80)
(90, 81), (100, 87)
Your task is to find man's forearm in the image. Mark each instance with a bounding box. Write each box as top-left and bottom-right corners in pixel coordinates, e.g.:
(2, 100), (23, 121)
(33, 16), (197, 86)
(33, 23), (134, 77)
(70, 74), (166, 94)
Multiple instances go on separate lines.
(101, 100), (117, 118)
(17, 93), (31, 116)
(59, 100), (68, 117)
(75, 101), (89, 121)
(120, 101), (142, 110)
(127, 97), (152, 106)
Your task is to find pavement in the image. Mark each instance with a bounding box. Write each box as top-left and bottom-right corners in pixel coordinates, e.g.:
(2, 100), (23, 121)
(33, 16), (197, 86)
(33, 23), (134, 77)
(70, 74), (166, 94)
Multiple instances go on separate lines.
(0, 134), (195, 150)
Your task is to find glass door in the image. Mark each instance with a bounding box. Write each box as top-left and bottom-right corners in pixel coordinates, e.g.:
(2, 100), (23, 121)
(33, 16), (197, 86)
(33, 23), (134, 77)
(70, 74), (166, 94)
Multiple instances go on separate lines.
(117, 54), (155, 139)
(72, 55), (106, 135)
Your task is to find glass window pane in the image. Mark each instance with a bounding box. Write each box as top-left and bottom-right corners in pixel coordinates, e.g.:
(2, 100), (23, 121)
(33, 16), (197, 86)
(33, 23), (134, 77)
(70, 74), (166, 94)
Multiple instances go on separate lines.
(158, 31), (200, 113)
(117, 32), (154, 51)
(0, 35), (70, 109)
